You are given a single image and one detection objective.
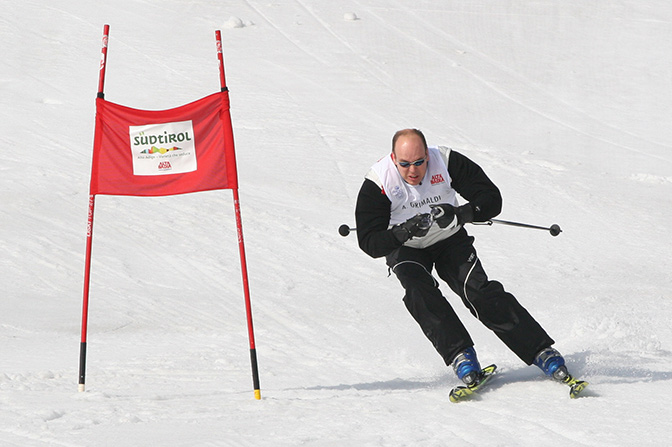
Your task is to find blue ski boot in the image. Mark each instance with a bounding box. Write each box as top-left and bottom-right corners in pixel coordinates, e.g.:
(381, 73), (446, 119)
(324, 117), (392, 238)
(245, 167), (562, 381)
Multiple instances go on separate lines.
(452, 347), (481, 386)
(533, 347), (568, 381)
(534, 347), (589, 398)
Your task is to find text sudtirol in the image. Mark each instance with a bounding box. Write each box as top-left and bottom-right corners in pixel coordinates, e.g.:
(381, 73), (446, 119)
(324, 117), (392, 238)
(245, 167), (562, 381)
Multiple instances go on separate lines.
(132, 130), (192, 146)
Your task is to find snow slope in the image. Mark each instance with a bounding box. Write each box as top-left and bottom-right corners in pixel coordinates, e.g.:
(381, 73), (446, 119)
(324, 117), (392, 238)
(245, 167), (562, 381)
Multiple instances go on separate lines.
(2, 0), (671, 445)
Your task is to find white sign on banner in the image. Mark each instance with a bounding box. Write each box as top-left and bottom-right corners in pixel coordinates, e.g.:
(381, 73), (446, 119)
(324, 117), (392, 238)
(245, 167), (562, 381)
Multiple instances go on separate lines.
(129, 120), (197, 176)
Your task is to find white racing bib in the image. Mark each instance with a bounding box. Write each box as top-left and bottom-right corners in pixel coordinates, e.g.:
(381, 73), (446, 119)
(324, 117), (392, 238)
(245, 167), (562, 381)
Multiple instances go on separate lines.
(366, 146), (461, 248)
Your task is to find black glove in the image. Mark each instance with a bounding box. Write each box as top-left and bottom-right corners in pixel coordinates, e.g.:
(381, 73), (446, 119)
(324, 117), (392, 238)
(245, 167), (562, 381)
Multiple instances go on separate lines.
(429, 203), (474, 228)
(392, 213), (433, 243)
(455, 204), (474, 225)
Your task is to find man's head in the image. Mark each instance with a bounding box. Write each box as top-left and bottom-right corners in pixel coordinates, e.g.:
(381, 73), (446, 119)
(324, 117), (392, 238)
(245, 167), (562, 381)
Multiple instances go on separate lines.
(392, 128), (428, 185)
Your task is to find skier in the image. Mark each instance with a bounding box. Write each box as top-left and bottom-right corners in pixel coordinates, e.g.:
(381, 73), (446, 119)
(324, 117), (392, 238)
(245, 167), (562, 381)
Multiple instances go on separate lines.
(355, 128), (580, 397)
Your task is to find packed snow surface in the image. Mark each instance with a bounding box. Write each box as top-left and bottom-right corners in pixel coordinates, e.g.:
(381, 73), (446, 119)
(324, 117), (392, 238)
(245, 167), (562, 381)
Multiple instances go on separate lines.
(2, 1), (671, 445)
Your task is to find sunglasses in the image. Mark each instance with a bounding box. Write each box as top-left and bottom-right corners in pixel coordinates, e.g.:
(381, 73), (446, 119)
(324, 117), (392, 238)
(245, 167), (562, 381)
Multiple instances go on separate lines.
(397, 157), (427, 168)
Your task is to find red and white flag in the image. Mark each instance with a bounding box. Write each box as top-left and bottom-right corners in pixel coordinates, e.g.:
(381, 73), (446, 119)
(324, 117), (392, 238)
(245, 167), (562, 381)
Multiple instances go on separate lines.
(90, 91), (238, 196)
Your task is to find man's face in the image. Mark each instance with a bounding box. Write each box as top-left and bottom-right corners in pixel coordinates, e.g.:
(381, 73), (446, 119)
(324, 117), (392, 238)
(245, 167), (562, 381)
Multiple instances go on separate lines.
(392, 134), (428, 186)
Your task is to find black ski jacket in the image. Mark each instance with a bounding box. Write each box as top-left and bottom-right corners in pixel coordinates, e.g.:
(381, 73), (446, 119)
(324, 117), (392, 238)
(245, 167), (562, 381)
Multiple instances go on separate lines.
(355, 150), (502, 258)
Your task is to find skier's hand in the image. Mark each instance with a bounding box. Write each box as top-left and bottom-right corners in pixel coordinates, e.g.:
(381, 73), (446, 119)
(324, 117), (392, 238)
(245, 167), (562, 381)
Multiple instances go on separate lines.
(392, 213), (432, 243)
(455, 204), (474, 225)
(430, 203), (474, 228)
(429, 204), (458, 229)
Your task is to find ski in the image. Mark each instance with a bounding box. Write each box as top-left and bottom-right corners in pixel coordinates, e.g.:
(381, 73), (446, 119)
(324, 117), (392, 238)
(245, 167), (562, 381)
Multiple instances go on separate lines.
(449, 364), (587, 402)
(565, 376), (588, 399)
(449, 364), (497, 403)
(553, 367), (589, 398)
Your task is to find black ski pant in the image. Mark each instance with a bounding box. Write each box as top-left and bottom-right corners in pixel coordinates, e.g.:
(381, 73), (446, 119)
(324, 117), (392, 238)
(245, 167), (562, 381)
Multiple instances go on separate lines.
(386, 230), (554, 367)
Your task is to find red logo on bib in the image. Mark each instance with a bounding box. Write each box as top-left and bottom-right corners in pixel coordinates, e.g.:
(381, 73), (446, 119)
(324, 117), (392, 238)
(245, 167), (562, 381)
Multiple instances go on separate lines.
(431, 174), (445, 185)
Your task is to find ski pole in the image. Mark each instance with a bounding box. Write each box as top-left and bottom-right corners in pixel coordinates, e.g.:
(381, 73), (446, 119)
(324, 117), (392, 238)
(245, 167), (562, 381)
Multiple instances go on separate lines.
(340, 219), (562, 237)
(475, 219), (562, 237)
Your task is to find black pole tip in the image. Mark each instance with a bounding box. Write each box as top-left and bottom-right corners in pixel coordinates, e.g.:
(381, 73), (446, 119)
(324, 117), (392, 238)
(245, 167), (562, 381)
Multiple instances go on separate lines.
(549, 224), (562, 237)
(338, 224), (351, 237)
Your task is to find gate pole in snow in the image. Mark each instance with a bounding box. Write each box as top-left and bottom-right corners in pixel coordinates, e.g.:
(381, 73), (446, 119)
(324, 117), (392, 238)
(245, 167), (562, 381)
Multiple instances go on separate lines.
(216, 30), (261, 400)
(78, 24), (109, 392)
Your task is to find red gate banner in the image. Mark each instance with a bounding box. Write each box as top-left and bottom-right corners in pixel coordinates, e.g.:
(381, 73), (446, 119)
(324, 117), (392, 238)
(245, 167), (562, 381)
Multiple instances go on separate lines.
(90, 92), (238, 196)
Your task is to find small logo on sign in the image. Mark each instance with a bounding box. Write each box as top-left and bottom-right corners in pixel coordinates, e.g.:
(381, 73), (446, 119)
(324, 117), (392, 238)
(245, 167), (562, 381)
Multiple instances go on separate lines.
(158, 161), (172, 171)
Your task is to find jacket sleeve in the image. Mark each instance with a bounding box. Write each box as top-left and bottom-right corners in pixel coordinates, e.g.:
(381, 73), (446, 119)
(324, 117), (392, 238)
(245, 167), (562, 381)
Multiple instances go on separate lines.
(355, 178), (403, 258)
(448, 150), (502, 221)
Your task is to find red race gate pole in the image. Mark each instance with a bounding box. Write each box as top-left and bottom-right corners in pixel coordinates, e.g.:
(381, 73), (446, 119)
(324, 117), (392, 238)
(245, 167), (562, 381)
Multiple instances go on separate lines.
(216, 30), (261, 400)
(78, 24), (109, 392)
